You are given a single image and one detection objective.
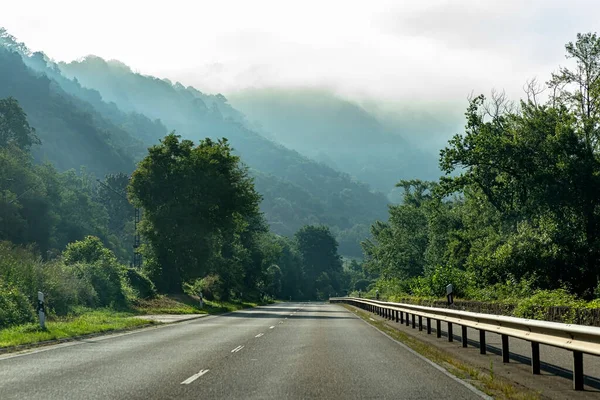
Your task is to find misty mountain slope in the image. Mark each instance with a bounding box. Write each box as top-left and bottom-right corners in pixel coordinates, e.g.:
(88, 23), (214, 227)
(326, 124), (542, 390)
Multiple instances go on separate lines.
(0, 47), (137, 176)
(229, 87), (442, 197)
(23, 52), (169, 147)
(59, 57), (390, 242)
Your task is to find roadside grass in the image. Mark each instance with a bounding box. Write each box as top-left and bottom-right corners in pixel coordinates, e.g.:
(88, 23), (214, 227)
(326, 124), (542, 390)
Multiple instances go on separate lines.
(343, 305), (541, 400)
(131, 294), (271, 315)
(0, 309), (155, 348)
(0, 294), (271, 350)
(132, 294), (207, 314)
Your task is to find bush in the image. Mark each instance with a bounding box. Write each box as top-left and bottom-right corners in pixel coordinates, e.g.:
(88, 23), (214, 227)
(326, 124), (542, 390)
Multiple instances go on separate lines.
(196, 275), (225, 301)
(125, 268), (157, 299)
(0, 284), (35, 329)
(40, 260), (97, 315)
(514, 289), (583, 322)
(63, 236), (115, 265)
(354, 279), (371, 292)
(64, 237), (129, 308)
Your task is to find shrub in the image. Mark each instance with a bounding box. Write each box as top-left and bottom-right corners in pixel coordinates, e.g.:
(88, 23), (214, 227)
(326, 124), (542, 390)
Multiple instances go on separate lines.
(40, 260), (97, 315)
(514, 289), (583, 322)
(63, 236), (115, 265)
(196, 274), (225, 301)
(0, 284), (35, 329)
(125, 268), (157, 299)
(64, 237), (129, 308)
(354, 279), (371, 292)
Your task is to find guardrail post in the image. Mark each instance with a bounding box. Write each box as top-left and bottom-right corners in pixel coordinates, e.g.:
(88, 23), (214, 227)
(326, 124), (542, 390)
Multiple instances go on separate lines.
(418, 316), (423, 331)
(573, 351), (584, 390)
(406, 313), (410, 326)
(502, 334), (510, 363)
(395, 310), (399, 322)
(479, 330), (486, 354)
(461, 326), (468, 348)
(427, 318), (431, 334)
(400, 311), (404, 323)
(531, 342), (540, 375)
(448, 322), (453, 342)
(412, 314), (416, 329)
(436, 320), (441, 338)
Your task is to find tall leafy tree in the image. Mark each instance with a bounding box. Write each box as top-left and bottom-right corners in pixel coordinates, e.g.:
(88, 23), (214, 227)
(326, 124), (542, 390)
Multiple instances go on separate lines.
(128, 133), (262, 292)
(0, 97), (39, 151)
(295, 225), (343, 299)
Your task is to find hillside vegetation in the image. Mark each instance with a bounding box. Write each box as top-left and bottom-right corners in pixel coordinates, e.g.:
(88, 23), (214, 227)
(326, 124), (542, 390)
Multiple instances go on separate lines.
(354, 33), (600, 309)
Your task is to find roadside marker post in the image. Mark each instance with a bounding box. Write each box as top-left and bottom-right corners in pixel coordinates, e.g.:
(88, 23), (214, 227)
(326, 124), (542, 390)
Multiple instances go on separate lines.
(37, 291), (46, 330)
(446, 284), (454, 306)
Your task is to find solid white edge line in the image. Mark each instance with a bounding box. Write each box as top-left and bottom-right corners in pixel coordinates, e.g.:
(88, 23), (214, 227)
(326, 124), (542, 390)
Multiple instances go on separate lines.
(181, 369), (209, 385)
(339, 305), (493, 400)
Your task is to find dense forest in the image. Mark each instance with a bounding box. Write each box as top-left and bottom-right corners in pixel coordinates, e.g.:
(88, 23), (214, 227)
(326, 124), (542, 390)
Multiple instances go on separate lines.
(0, 28), (357, 329)
(5, 26), (600, 331)
(58, 55), (390, 255)
(359, 33), (600, 307)
(0, 27), (390, 258)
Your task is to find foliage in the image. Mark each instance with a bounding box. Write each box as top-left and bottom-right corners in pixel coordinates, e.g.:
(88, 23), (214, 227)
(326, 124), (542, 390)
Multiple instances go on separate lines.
(59, 55), (390, 257)
(124, 268), (156, 299)
(196, 275), (225, 301)
(513, 289), (583, 322)
(295, 225), (344, 299)
(0, 284), (35, 329)
(63, 236), (129, 308)
(362, 33), (600, 302)
(128, 133), (262, 293)
(0, 308), (153, 348)
(0, 96), (39, 151)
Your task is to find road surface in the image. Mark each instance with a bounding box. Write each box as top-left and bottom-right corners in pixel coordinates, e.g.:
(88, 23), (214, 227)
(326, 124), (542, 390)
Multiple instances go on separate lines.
(0, 302), (486, 399)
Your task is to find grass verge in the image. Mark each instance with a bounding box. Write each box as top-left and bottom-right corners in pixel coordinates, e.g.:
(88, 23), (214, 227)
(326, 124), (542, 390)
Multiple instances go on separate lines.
(1, 295), (271, 351)
(0, 309), (155, 348)
(131, 294), (270, 315)
(343, 304), (542, 400)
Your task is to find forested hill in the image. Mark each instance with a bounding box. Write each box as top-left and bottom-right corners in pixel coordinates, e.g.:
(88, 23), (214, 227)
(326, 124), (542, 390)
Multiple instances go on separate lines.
(229, 88), (441, 199)
(0, 29), (389, 256)
(59, 56), (389, 254)
(0, 46), (139, 176)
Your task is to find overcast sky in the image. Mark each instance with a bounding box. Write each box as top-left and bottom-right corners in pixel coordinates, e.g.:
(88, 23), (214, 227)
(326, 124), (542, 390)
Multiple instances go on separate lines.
(1, 0), (597, 107)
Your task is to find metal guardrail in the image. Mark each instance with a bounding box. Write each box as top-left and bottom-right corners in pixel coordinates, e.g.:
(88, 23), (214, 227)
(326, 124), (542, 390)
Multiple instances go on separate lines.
(330, 296), (600, 391)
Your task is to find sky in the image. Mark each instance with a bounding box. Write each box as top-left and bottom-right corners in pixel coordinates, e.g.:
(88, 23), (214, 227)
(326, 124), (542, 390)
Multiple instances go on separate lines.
(1, 0), (597, 110)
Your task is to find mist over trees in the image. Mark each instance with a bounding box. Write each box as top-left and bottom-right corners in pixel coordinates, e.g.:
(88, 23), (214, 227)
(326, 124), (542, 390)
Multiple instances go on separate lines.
(228, 88), (444, 200)
(4, 23), (600, 329)
(0, 27), (369, 326)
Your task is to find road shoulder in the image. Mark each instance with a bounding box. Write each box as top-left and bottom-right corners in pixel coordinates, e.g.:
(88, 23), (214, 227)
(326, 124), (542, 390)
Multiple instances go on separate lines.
(340, 303), (596, 400)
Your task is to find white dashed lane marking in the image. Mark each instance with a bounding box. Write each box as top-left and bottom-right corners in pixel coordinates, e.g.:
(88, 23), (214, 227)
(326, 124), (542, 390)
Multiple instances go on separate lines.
(231, 345), (244, 353)
(181, 369), (209, 385)
(255, 333), (264, 338)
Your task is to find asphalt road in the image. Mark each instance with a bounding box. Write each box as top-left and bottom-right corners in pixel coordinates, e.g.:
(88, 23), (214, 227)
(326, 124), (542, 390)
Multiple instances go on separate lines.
(0, 302), (487, 399)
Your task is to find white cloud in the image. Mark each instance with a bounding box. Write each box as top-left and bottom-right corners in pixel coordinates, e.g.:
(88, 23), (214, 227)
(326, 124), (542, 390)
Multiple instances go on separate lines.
(1, 0), (598, 106)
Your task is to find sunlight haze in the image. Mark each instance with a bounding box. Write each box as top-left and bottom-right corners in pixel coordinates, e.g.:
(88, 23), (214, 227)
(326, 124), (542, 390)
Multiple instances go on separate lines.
(2, 0), (596, 103)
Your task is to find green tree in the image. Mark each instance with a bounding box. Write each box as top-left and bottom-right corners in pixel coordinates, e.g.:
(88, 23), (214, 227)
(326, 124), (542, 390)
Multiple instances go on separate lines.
(0, 97), (39, 151)
(295, 225), (343, 299)
(128, 133), (262, 292)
